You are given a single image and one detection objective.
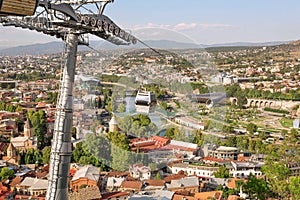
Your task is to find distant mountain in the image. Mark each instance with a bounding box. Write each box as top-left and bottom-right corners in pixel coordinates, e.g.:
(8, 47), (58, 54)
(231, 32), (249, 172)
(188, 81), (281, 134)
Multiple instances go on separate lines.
(0, 39), (291, 56)
(0, 42), (64, 56)
(203, 41), (289, 48)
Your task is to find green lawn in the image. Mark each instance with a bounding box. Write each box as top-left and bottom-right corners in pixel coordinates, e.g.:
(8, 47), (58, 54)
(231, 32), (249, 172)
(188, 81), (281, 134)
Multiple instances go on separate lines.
(280, 118), (293, 128)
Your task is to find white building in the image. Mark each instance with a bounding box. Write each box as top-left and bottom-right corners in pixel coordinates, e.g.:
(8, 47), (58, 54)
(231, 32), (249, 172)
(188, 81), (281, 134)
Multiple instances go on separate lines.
(170, 163), (219, 179)
(129, 164), (151, 181)
(106, 177), (125, 192)
(16, 177), (48, 196)
(230, 161), (264, 178)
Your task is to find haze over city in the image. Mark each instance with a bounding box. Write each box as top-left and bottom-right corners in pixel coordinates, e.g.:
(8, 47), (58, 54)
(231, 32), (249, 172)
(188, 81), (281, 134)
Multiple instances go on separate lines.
(1, 0), (300, 47)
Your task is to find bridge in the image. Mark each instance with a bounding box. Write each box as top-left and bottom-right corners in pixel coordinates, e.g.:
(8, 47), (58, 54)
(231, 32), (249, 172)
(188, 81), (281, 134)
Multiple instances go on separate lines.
(230, 97), (299, 110)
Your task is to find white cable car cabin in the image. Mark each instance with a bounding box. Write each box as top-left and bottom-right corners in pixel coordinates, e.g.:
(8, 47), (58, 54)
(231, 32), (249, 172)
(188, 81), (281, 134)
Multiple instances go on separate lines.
(135, 90), (156, 113)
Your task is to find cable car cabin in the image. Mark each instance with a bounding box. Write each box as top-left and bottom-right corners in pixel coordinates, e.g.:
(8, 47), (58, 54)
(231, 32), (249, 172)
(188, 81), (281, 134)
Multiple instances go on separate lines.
(135, 91), (156, 113)
(0, 0), (38, 16)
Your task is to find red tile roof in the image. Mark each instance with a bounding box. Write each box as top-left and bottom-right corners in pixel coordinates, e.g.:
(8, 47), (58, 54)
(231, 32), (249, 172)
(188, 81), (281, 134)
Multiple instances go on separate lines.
(120, 181), (142, 190)
(194, 191), (223, 200)
(151, 136), (170, 144)
(173, 194), (195, 200)
(164, 174), (186, 183)
(10, 176), (23, 188)
(145, 179), (165, 186)
(227, 178), (247, 189)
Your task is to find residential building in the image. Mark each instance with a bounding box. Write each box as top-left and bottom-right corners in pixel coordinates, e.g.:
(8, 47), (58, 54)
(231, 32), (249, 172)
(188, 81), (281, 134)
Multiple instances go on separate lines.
(106, 177), (125, 192)
(15, 177), (48, 197)
(70, 165), (100, 192)
(129, 164), (151, 181)
(170, 163), (219, 180)
(10, 136), (37, 151)
(230, 161), (264, 178)
(120, 181), (143, 193)
(166, 176), (199, 193)
(212, 146), (239, 160)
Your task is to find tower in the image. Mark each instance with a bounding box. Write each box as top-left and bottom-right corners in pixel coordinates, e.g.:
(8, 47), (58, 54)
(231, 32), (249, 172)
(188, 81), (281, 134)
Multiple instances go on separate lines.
(0, 1), (137, 199)
(7, 143), (16, 158)
(24, 118), (33, 138)
(109, 115), (119, 133)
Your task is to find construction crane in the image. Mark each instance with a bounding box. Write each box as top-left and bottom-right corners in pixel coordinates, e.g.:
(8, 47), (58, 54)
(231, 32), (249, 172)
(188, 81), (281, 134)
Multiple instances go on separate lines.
(0, 1), (136, 199)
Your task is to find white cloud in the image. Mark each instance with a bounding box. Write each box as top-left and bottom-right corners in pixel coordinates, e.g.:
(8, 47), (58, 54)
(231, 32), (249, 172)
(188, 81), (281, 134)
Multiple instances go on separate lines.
(130, 22), (232, 31)
(174, 23), (198, 31)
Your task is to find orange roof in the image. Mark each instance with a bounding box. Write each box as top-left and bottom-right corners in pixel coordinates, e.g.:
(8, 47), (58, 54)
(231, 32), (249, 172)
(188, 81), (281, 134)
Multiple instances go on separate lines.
(145, 179), (165, 186)
(10, 176), (23, 188)
(151, 136), (170, 144)
(164, 174), (186, 183)
(173, 194), (195, 200)
(0, 182), (8, 194)
(69, 168), (78, 177)
(107, 171), (130, 178)
(120, 181), (142, 190)
(36, 102), (47, 108)
(194, 191), (223, 200)
(227, 178), (247, 189)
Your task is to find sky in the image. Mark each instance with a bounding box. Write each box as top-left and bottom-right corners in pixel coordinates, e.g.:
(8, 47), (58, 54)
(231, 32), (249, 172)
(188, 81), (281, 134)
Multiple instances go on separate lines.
(1, 0), (300, 47)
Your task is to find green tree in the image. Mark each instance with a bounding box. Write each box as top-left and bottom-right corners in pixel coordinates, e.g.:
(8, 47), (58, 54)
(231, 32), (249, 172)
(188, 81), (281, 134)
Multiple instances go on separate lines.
(16, 105), (23, 112)
(116, 103), (126, 113)
(111, 144), (132, 171)
(118, 116), (133, 135)
(223, 125), (234, 134)
(154, 172), (162, 180)
(71, 126), (77, 139)
(173, 127), (186, 141)
(262, 129), (299, 199)
(246, 123), (257, 136)
(289, 176), (300, 200)
(165, 127), (175, 139)
(236, 136), (249, 151)
(243, 173), (272, 200)
(192, 130), (204, 146)
(5, 104), (16, 112)
(0, 167), (14, 181)
(42, 146), (51, 164)
(29, 110), (47, 149)
(107, 132), (130, 151)
(25, 148), (40, 164)
(259, 131), (267, 140)
(213, 166), (230, 178)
